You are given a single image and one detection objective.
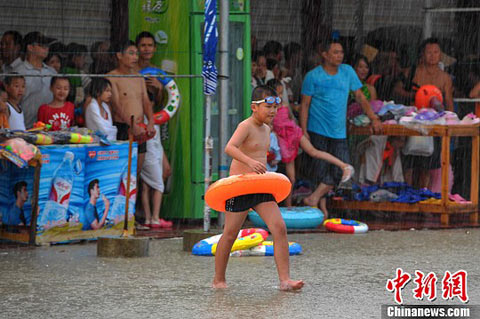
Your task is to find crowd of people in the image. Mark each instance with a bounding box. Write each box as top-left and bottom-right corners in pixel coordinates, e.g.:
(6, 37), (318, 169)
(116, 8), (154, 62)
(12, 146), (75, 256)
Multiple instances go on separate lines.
(253, 37), (480, 218)
(1, 27), (479, 225)
(0, 30), (172, 229)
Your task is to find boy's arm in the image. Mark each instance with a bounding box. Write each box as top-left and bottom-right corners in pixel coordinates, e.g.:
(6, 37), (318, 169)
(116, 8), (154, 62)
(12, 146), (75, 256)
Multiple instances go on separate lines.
(444, 75), (454, 112)
(299, 135), (347, 169)
(145, 77), (164, 105)
(225, 121), (266, 173)
(141, 79), (155, 135)
(469, 82), (480, 98)
(299, 94), (311, 139)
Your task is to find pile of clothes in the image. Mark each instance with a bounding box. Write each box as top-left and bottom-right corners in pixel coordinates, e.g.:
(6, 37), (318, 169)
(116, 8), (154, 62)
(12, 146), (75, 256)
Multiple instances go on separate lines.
(338, 182), (471, 205)
(348, 100), (480, 127)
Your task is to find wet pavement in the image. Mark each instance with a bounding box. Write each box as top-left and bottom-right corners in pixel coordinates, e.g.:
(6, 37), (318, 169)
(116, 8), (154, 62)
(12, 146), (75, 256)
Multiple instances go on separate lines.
(1, 229), (479, 319)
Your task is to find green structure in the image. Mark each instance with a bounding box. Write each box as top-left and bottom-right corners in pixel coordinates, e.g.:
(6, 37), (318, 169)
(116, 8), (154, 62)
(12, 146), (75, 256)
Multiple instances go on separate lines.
(129, 0), (251, 219)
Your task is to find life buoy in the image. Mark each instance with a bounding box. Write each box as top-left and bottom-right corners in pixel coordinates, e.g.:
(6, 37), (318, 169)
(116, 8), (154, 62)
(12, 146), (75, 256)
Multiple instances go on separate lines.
(205, 172), (291, 212)
(139, 67), (180, 125)
(230, 241), (302, 257)
(323, 218), (368, 234)
(192, 228), (269, 256)
(415, 84), (443, 110)
(249, 206), (324, 229)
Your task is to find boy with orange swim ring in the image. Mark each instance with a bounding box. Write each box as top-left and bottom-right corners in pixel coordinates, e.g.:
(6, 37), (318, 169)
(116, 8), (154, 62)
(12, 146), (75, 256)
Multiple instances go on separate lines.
(212, 86), (353, 291)
(212, 85), (303, 291)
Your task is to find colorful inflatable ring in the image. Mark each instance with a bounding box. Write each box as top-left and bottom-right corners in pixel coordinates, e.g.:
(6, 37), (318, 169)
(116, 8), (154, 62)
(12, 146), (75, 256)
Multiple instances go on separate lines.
(192, 228), (269, 256)
(415, 84), (443, 110)
(323, 218), (368, 234)
(249, 206), (324, 229)
(230, 241), (302, 257)
(205, 172), (291, 212)
(139, 67), (180, 125)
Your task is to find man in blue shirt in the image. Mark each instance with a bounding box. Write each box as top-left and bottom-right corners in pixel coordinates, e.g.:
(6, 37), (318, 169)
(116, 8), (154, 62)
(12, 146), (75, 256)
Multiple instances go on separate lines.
(299, 40), (382, 217)
(6, 181), (30, 226)
(81, 179), (109, 230)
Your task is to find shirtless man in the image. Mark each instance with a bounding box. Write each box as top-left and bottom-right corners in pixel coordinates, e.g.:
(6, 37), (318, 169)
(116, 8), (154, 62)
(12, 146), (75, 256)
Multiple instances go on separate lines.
(404, 38), (454, 188)
(108, 40), (155, 174)
(413, 39), (454, 110)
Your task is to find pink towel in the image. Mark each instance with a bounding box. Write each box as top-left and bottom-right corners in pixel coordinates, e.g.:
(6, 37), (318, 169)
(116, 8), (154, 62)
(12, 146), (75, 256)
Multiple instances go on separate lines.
(273, 106), (303, 163)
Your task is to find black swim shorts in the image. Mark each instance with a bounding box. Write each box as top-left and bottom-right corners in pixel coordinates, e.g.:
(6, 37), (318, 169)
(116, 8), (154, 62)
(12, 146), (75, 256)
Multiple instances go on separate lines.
(225, 193), (276, 212)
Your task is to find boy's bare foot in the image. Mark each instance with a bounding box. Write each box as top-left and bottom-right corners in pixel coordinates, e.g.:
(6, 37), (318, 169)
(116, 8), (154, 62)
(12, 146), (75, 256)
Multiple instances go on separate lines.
(212, 280), (228, 289)
(280, 279), (304, 291)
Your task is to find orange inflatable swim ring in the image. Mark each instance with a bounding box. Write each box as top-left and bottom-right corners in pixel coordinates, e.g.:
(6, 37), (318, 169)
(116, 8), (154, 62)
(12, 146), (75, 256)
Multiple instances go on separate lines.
(205, 172), (291, 212)
(415, 84), (443, 110)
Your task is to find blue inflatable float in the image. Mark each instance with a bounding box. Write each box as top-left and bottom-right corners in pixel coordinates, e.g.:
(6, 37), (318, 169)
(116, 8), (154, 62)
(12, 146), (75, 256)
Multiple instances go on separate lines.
(248, 206), (324, 229)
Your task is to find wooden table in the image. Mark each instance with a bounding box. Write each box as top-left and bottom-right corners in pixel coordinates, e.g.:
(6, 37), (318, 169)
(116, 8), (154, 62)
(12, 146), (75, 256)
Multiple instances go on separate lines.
(330, 123), (480, 225)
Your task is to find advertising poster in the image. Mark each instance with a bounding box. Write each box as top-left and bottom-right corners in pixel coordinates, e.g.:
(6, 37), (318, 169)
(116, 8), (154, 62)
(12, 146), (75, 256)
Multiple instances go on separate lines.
(0, 142), (137, 244)
(36, 145), (85, 242)
(83, 143), (137, 233)
(0, 161), (35, 229)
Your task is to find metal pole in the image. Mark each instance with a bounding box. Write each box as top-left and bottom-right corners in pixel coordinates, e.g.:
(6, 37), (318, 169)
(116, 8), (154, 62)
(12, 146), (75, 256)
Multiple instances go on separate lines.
(218, 0), (229, 228)
(354, 0), (364, 52)
(203, 94), (213, 232)
(0, 73), (202, 79)
(423, 0), (433, 39)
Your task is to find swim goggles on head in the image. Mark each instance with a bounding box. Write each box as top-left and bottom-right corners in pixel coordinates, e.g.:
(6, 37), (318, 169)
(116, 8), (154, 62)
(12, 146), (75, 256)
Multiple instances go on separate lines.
(251, 96), (281, 105)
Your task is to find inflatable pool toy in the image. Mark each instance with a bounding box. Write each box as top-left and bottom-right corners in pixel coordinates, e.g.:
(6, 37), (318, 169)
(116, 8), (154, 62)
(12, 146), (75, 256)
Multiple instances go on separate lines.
(205, 172), (291, 212)
(230, 241), (302, 257)
(192, 228), (268, 256)
(323, 218), (368, 234)
(249, 241), (302, 256)
(139, 67), (180, 125)
(192, 232), (265, 256)
(249, 206), (324, 229)
(415, 85), (443, 110)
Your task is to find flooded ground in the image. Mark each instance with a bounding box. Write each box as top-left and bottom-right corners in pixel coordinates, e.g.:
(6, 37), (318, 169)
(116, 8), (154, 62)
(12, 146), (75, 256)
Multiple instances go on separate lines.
(0, 229), (479, 319)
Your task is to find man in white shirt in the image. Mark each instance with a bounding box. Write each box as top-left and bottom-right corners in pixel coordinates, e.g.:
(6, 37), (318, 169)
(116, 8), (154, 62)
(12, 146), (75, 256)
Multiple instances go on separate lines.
(13, 32), (57, 128)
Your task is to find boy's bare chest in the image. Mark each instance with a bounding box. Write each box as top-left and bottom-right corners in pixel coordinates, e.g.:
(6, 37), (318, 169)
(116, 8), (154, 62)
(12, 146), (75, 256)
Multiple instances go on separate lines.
(243, 132), (269, 153)
(115, 79), (143, 100)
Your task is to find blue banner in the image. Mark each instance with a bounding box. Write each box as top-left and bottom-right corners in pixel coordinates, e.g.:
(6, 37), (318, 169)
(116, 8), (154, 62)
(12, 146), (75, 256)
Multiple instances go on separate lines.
(202, 0), (218, 95)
